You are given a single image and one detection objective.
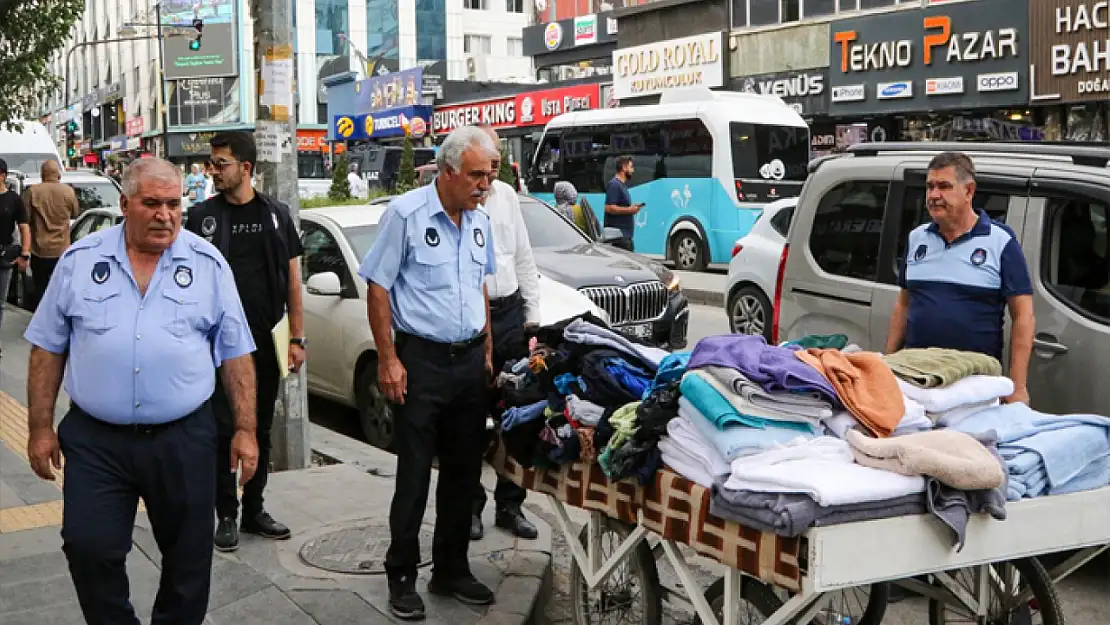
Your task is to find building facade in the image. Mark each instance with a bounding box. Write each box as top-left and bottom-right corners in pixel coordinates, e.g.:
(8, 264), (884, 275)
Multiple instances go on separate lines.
(41, 0), (535, 166)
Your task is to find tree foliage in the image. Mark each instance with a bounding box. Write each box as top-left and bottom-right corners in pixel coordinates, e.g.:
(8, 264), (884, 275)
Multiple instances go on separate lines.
(328, 153), (351, 201)
(395, 133), (416, 193)
(0, 0), (86, 128)
(497, 148), (515, 187)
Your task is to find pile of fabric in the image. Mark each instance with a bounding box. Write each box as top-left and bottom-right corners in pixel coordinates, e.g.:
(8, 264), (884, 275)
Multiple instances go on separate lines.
(494, 315), (680, 485)
(495, 318), (1110, 550)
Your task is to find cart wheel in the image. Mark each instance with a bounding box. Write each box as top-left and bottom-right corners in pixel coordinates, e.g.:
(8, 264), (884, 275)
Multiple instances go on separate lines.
(694, 576), (784, 625)
(778, 583), (889, 625)
(927, 557), (1064, 625)
(569, 517), (662, 625)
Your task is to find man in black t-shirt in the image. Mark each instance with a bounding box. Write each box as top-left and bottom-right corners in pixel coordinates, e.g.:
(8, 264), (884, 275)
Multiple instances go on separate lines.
(603, 155), (643, 252)
(0, 158), (31, 353)
(184, 132), (305, 552)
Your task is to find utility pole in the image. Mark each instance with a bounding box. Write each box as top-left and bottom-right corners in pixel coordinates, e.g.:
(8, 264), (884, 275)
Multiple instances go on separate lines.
(253, 0), (310, 470)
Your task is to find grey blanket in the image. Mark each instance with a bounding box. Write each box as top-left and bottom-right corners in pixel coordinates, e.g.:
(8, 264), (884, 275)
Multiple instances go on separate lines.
(710, 486), (927, 537)
(927, 430), (1008, 551)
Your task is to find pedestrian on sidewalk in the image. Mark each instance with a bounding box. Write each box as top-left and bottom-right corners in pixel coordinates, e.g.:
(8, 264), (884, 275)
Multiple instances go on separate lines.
(0, 158), (31, 357)
(23, 159), (79, 307)
(24, 157), (259, 625)
(470, 124), (540, 543)
(359, 125), (499, 620)
(185, 131), (305, 552)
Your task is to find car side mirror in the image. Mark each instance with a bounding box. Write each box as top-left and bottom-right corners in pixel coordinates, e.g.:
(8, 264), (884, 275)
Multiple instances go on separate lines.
(600, 227), (624, 243)
(306, 271), (343, 296)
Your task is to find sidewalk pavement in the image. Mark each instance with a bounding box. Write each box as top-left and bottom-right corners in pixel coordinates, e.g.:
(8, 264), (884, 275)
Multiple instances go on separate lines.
(0, 305), (553, 625)
(674, 270), (726, 307)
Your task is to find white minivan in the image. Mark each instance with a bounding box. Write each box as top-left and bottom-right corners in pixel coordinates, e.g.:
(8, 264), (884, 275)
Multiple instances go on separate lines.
(0, 121), (63, 175)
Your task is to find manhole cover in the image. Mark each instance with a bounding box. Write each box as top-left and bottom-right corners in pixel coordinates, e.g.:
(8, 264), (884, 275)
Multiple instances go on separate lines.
(299, 524), (434, 574)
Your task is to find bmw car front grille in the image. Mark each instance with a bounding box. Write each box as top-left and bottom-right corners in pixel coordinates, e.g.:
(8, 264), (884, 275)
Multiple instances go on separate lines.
(578, 281), (669, 325)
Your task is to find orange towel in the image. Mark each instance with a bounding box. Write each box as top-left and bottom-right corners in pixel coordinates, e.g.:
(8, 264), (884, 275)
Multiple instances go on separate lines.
(794, 349), (904, 437)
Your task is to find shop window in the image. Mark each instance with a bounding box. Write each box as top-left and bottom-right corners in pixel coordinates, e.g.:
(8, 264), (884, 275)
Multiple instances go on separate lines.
(809, 181), (889, 282)
(1044, 197), (1110, 322)
(780, 0), (800, 21)
(806, 0), (836, 17)
(749, 0), (778, 25)
(837, 0), (857, 11)
(731, 0), (748, 27)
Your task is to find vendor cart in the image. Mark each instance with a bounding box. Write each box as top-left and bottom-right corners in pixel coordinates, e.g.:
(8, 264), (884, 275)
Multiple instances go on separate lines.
(492, 448), (1110, 625)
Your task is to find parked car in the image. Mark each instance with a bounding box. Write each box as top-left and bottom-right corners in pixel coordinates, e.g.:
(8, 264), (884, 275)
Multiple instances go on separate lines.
(774, 141), (1110, 417)
(297, 204), (611, 447)
(371, 193), (691, 348)
(725, 197), (795, 338)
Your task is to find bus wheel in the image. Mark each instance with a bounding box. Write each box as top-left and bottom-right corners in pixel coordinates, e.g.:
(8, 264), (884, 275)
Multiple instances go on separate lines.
(670, 232), (706, 271)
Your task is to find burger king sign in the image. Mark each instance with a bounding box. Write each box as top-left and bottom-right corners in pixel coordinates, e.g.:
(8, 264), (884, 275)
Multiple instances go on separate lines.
(544, 22), (563, 51)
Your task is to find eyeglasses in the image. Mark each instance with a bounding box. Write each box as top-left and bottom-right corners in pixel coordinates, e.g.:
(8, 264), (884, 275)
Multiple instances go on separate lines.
(206, 158), (240, 169)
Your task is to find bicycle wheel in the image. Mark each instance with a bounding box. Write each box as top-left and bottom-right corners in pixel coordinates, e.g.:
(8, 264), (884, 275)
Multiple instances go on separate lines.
(778, 583), (890, 625)
(927, 557), (1064, 625)
(694, 575), (785, 625)
(569, 516), (662, 625)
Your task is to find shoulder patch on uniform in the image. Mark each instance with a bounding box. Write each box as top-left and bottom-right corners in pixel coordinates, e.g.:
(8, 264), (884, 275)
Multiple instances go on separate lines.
(473, 227), (485, 248)
(914, 244), (927, 261)
(970, 248), (987, 266)
(174, 265), (193, 288)
(424, 227), (440, 247)
(201, 215), (217, 236)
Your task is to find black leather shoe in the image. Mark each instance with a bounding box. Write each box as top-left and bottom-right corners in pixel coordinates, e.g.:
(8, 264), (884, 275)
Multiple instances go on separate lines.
(214, 517), (239, 552)
(428, 574), (495, 606)
(495, 507), (538, 540)
(241, 510), (291, 540)
(470, 514), (484, 541)
(388, 575), (426, 620)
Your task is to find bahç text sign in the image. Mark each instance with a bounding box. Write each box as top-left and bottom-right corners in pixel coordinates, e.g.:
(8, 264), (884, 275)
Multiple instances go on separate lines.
(1029, 0), (1110, 103)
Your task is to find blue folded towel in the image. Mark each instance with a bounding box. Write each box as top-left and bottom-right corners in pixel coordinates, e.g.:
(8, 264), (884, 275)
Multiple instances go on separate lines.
(679, 373), (820, 434)
(951, 403), (1110, 499)
(679, 398), (816, 461)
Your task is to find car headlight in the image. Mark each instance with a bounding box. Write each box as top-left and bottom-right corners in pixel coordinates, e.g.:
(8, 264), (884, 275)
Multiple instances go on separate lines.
(650, 262), (681, 292)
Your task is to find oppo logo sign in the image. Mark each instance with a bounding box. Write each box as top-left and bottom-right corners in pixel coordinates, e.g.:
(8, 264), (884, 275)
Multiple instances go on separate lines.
(977, 72), (1018, 92)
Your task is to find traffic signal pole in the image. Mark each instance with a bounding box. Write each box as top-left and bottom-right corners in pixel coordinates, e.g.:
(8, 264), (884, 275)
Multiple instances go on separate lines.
(254, 0), (310, 470)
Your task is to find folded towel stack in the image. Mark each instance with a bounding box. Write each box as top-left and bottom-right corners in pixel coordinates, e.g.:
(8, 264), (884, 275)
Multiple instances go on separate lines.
(897, 375), (1013, 426)
(883, 348), (1002, 388)
(678, 397), (814, 461)
(658, 413), (731, 489)
(951, 403), (1110, 500)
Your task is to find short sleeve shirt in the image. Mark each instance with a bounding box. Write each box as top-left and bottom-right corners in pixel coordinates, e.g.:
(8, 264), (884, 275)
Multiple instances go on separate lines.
(0, 190), (27, 246)
(604, 177), (634, 239)
(899, 210), (1033, 360)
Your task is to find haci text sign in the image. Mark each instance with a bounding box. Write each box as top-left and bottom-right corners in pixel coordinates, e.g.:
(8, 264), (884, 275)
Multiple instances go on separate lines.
(1030, 0), (1110, 103)
(612, 32), (725, 100)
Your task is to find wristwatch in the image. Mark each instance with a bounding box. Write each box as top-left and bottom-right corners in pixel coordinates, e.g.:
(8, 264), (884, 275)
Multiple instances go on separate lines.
(290, 337), (308, 347)
(20, 253), (29, 259)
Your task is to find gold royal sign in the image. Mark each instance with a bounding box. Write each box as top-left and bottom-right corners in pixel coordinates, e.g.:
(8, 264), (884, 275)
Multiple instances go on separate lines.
(612, 32), (725, 100)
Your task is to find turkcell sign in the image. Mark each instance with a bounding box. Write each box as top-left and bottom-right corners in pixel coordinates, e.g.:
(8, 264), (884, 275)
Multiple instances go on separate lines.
(977, 71), (1020, 92)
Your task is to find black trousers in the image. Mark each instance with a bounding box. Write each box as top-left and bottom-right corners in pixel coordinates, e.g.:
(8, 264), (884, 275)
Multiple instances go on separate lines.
(29, 255), (59, 307)
(59, 403), (217, 625)
(212, 331), (281, 520)
(385, 332), (487, 581)
(474, 291), (528, 514)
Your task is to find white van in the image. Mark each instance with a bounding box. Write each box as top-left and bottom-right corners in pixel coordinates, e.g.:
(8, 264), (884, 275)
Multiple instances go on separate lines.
(0, 121), (63, 175)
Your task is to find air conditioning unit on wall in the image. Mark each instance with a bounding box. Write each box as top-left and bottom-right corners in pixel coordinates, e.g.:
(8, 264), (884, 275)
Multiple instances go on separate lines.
(466, 56), (489, 81)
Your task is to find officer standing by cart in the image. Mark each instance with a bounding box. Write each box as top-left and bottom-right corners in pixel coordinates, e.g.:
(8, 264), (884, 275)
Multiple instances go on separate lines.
(359, 125), (499, 620)
(24, 158), (259, 625)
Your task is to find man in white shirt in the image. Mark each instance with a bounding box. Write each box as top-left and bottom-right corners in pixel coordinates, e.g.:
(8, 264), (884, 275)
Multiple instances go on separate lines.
(472, 124), (540, 541)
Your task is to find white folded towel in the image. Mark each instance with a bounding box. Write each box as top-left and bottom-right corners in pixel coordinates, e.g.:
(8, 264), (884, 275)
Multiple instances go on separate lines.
(931, 398), (1001, 428)
(897, 375), (1013, 413)
(723, 437), (927, 507)
(659, 416), (732, 489)
(826, 397), (930, 439)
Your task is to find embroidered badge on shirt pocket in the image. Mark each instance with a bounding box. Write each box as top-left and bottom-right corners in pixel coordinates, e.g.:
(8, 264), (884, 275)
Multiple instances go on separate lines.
(78, 288), (121, 333)
(161, 290), (200, 339)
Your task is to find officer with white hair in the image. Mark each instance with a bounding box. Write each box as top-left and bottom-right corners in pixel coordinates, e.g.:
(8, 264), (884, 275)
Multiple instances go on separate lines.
(358, 125), (499, 620)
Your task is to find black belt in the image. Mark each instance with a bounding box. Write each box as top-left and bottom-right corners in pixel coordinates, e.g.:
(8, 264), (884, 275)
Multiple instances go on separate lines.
(396, 331), (488, 359)
(489, 290), (522, 311)
(72, 402), (203, 435)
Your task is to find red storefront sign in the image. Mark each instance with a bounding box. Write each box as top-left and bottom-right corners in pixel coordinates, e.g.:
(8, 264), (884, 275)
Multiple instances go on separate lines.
(433, 83), (602, 134)
(296, 129), (345, 153)
(125, 117), (145, 137)
(433, 97), (518, 134)
(516, 83), (600, 127)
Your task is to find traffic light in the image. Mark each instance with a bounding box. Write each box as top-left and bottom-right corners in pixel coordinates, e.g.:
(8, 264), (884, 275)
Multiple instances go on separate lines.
(64, 122), (77, 160)
(189, 17), (203, 51)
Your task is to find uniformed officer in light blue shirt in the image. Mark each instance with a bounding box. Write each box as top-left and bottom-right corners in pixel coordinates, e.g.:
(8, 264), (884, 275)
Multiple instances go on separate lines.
(24, 157), (259, 625)
(358, 125), (498, 620)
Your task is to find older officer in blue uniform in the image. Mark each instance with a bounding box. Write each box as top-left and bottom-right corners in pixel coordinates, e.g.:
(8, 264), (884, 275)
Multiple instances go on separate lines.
(24, 158), (259, 625)
(359, 125), (498, 621)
